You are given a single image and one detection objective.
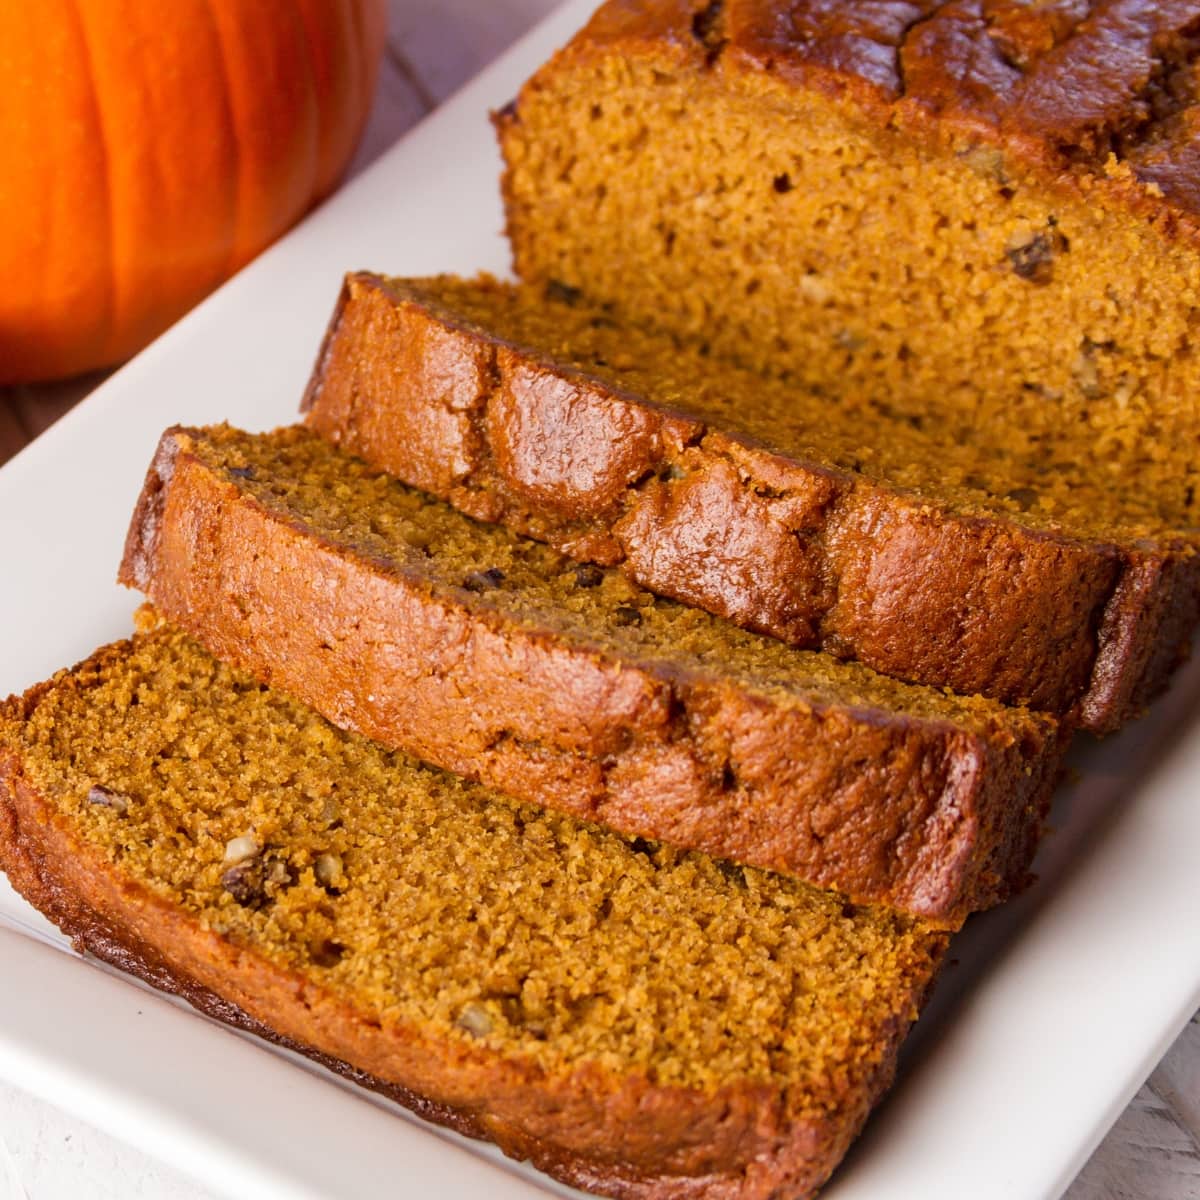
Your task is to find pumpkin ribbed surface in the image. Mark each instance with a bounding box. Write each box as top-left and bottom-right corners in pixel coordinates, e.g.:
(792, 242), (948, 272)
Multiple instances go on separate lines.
(0, 0), (386, 383)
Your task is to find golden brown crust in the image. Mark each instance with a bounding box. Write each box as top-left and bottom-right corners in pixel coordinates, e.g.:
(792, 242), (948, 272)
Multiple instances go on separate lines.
(1078, 547), (1200, 729)
(119, 425), (1063, 924)
(302, 273), (1197, 731)
(547, 0), (1200, 234)
(0, 673), (941, 1200)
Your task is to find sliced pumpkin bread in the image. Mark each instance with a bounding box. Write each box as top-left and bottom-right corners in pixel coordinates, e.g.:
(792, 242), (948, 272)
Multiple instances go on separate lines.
(120, 424), (1063, 925)
(0, 622), (950, 1200)
(303, 272), (1200, 732)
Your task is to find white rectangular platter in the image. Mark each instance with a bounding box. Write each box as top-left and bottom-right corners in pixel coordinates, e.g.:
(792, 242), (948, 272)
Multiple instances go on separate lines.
(1, 2), (1198, 1197)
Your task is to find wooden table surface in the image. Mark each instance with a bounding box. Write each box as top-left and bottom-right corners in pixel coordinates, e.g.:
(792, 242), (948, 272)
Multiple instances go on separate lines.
(1, 3), (1196, 1198)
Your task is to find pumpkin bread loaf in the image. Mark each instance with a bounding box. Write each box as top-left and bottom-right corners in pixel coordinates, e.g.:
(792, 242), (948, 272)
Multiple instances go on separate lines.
(0, 623), (950, 1200)
(303, 272), (1200, 730)
(497, 0), (1200, 516)
(120, 424), (1062, 925)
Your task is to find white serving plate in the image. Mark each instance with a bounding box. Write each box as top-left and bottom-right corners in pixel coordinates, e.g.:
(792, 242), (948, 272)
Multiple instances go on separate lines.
(1, 2), (1197, 1197)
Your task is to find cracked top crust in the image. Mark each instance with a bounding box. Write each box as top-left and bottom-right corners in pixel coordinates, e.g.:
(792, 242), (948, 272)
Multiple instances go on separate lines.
(567, 0), (1200, 232)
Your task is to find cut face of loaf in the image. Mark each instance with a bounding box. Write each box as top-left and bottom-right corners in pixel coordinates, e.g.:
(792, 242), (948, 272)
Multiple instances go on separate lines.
(302, 272), (1200, 730)
(120, 424), (1062, 925)
(0, 625), (950, 1200)
(496, 0), (1200, 525)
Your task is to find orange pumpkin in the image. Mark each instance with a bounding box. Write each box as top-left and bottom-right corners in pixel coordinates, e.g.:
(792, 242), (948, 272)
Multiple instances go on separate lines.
(0, 0), (387, 384)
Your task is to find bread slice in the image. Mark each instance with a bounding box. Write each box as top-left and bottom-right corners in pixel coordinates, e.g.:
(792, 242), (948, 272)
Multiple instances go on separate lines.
(0, 622), (950, 1200)
(495, 2), (1200, 581)
(303, 272), (1200, 731)
(120, 423), (1062, 925)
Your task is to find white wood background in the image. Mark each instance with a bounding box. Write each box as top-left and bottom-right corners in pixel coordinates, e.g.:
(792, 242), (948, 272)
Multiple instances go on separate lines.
(0, 2), (1196, 1197)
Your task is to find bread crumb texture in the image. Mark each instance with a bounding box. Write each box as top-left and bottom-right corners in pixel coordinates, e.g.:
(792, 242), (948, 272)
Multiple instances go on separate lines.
(499, 5), (1200, 546)
(2, 625), (946, 1103)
